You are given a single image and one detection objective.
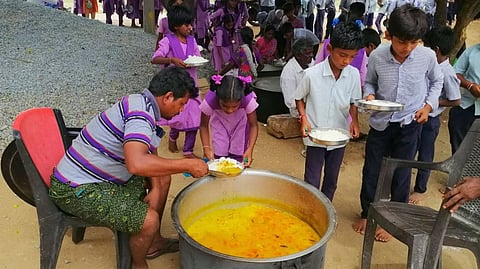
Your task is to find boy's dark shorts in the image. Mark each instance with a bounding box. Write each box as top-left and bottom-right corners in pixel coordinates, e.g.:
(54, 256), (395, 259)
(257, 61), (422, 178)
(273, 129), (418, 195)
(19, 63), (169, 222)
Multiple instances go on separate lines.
(49, 175), (148, 234)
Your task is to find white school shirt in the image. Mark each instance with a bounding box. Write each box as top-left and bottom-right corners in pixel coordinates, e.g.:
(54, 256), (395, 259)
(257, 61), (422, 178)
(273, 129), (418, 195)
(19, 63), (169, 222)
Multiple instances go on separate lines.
(281, 57), (312, 118)
(294, 57), (362, 149)
(430, 59), (461, 117)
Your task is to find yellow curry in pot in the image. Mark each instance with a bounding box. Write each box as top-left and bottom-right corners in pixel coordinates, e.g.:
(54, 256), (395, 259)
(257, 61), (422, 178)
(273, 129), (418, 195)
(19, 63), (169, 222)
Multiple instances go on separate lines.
(184, 201), (320, 258)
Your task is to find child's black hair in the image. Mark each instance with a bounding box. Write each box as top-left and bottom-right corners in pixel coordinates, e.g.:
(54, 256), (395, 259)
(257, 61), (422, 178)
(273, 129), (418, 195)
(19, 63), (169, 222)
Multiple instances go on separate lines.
(348, 2), (365, 21)
(280, 22), (294, 34)
(387, 4), (428, 41)
(210, 75), (252, 101)
(423, 26), (455, 56)
(282, 2), (294, 14)
(275, 0), (286, 9)
(330, 22), (364, 50)
(264, 24), (276, 35)
(362, 28), (381, 47)
(166, 0), (180, 10)
(168, 5), (193, 32)
(149, 66), (197, 99)
(222, 13), (235, 25)
(240, 27), (254, 47)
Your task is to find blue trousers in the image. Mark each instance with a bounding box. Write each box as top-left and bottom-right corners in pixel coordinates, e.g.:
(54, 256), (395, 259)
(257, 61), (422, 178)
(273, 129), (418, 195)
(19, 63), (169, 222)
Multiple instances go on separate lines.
(304, 146), (345, 201)
(414, 116), (440, 193)
(314, 9), (325, 41)
(360, 122), (421, 218)
(448, 105), (479, 154)
(325, 8), (335, 39)
(169, 128), (198, 155)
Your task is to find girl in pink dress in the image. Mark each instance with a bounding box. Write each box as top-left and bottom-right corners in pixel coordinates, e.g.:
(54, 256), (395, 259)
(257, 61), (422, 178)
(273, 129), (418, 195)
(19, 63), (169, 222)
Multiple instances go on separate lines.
(255, 24), (277, 64)
(199, 75), (259, 167)
(151, 5), (202, 157)
(211, 14), (235, 72)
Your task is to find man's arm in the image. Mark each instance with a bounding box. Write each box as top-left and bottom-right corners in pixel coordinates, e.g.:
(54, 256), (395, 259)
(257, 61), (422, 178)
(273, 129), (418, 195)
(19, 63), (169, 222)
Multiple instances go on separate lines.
(123, 141), (207, 178)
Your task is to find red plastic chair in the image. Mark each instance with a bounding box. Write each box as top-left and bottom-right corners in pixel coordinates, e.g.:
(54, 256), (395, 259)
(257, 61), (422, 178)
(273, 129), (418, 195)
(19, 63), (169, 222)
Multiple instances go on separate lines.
(7, 107), (131, 269)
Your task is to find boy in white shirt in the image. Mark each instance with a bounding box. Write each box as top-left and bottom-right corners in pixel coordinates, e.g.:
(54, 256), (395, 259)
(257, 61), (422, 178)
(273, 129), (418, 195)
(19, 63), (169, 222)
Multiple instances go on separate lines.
(294, 21), (363, 201)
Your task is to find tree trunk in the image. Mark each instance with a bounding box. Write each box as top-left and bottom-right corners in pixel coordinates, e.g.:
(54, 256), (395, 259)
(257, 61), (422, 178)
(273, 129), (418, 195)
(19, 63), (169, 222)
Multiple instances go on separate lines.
(449, 0), (480, 61)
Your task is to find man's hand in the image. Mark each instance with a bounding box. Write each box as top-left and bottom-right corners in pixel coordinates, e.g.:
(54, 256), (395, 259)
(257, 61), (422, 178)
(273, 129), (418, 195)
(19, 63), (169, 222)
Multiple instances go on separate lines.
(187, 159), (208, 178)
(144, 187), (161, 211)
(443, 177), (480, 213)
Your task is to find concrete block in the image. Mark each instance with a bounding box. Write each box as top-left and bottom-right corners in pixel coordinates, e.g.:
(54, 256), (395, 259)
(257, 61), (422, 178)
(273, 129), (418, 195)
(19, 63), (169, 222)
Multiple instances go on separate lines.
(266, 114), (302, 139)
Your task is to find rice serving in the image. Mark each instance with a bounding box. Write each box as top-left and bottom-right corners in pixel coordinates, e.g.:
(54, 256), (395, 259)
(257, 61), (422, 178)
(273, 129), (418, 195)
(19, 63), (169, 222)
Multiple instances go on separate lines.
(184, 55), (208, 64)
(208, 157), (243, 174)
(309, 129), (350, 142)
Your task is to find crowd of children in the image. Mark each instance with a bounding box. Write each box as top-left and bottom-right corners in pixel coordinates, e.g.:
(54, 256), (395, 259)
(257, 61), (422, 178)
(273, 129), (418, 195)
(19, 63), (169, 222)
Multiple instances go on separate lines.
(64, 0), (473, 248)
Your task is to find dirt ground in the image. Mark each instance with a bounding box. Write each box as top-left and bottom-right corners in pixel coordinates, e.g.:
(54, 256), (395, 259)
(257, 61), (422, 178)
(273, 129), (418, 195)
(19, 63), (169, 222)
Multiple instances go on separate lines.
(1, 7), (480, 269)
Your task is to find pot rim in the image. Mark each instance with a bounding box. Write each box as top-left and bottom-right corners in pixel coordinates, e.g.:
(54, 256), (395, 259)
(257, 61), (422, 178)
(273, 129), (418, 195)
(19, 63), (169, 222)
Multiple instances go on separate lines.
(171, 169), (338, 263)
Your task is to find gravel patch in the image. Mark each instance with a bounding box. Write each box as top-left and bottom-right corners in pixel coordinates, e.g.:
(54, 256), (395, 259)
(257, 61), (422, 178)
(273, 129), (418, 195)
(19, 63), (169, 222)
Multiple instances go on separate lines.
(0, 0), (213, 152)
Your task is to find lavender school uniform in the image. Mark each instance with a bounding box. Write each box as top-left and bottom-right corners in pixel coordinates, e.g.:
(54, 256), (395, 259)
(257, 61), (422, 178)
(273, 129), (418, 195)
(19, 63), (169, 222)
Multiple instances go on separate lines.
(153, 34), (202, 131)
(195, 0), (210, 39)
(199, 90), (258, 158)
(212, 26), (235, 72)
(157, 17), (172, 36)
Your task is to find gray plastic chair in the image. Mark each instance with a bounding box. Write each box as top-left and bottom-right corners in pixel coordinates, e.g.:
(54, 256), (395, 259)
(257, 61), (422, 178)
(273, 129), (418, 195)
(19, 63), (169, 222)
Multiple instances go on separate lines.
(361, 119), (480, 269)
(2, 107), (131, 269)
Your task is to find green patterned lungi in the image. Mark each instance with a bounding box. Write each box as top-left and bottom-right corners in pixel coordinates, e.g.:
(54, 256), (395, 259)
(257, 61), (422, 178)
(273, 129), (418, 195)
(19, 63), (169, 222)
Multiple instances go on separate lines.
(49, 175), (148, 234)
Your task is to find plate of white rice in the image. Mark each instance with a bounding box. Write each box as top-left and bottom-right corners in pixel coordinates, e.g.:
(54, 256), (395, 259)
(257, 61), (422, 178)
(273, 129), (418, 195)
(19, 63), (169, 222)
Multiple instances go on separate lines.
(308, 128), (351, 146)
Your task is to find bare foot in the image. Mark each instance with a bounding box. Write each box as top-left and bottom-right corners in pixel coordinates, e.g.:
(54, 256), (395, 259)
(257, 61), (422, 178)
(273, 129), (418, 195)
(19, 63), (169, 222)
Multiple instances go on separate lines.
(168, 140), (179, 153)
(352, 218), (367, 235)
(408, 192), (424, 204)
(374, 227), (392, 242)
(353, 219), (392, 242)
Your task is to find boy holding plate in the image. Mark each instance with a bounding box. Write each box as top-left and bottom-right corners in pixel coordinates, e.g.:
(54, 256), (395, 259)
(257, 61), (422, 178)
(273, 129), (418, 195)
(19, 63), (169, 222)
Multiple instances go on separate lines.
(294, 21), (363, 201)
(352, 5), (443, 242)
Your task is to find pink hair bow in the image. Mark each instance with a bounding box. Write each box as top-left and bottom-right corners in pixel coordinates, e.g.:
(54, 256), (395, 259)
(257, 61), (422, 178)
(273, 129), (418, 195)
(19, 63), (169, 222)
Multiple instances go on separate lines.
(211, 74), (223, 85)
(238, 75), (252, 85)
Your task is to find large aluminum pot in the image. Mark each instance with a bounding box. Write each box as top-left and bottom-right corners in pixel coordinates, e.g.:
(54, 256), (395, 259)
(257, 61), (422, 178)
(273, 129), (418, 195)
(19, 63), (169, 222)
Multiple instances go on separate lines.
(252, 76), (290, 123)
(171, 169), (337, 269)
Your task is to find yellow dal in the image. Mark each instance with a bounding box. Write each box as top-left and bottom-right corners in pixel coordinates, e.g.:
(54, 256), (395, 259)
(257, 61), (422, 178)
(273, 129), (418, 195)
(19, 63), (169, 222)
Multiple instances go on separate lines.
(185, 203), (320, 258)
(214, 159), (243, 175)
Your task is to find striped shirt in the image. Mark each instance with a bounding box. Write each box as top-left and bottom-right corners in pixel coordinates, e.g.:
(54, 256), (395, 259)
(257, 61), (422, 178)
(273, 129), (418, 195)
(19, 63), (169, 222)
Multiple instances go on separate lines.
(363, 44), (443, 131)
(54, 89), (163, 186)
